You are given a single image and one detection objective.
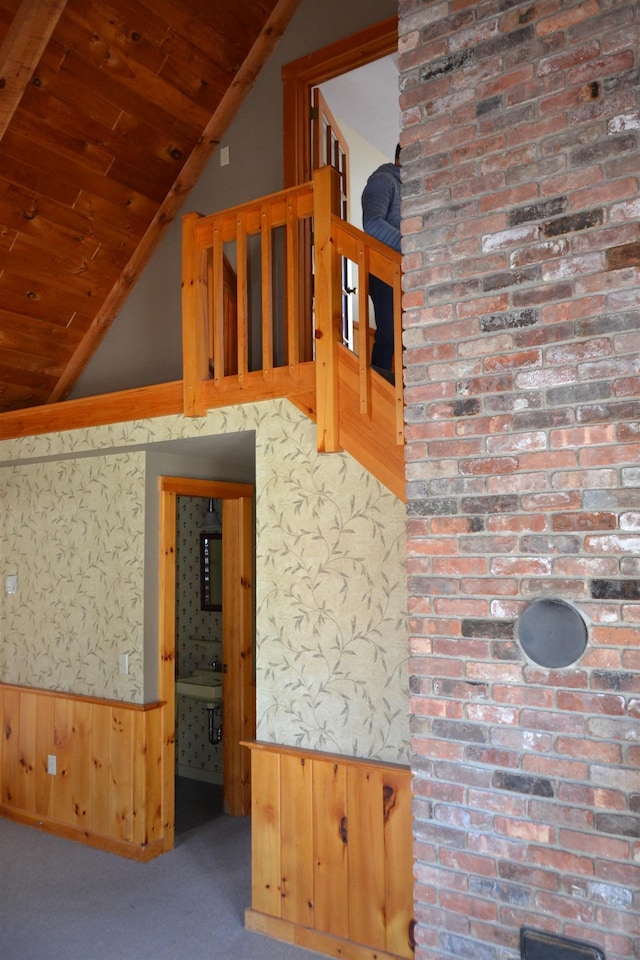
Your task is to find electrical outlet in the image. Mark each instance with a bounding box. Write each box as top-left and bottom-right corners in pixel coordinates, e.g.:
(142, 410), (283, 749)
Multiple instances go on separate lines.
(47, 755), (56, 776)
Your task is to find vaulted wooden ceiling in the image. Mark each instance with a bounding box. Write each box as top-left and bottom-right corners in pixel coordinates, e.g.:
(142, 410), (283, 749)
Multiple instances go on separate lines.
(0, 0), (299, 414)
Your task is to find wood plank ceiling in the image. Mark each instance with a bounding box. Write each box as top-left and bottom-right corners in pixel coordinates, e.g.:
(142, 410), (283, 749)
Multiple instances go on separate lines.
(0, 0), (299, 414)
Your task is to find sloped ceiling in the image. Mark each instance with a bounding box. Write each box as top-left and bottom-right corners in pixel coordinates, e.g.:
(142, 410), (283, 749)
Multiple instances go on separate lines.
(0, 0), (299, 414)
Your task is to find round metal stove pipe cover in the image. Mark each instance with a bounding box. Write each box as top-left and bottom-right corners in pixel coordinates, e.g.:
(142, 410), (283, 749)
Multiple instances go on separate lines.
(517, 598), (588, 669)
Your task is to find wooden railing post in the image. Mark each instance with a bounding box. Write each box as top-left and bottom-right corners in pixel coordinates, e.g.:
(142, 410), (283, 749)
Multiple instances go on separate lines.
(181, 211), (209, 417)
(313, 165), (343, 453)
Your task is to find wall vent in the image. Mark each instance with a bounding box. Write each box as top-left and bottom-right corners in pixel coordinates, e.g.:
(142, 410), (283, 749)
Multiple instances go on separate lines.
(521, 928), (605, 960)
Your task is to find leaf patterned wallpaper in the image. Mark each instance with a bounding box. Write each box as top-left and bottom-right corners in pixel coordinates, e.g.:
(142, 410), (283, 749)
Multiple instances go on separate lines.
(0, 400), (409, 763)
(0, 452), (146, 701)
(256, 404), (409, 762)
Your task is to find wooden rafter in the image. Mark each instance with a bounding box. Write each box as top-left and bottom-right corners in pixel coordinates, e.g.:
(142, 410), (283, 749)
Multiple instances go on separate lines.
(0, 0), (68, 140)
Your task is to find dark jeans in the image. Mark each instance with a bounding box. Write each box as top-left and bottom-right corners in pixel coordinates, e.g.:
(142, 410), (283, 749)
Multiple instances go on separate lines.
(369, 274), (394, 370)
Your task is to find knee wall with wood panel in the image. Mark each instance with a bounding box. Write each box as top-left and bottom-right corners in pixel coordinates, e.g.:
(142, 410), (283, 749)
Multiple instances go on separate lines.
(0, 683), (166, 860)
(245, 740), (415, 960)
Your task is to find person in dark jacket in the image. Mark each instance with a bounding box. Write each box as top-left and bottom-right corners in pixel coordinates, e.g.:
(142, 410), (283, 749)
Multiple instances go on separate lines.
(361, 143), (401, 380)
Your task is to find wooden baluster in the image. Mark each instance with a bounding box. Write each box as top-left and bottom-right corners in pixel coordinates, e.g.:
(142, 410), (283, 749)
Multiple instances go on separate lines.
(357, 237), (372, 416)
(261, 204), (274, 375)
(285, 195), (300, 368)
(181, 211), (208, 417)
(236, 215), (249, 379)
(392, 259), (404, 444)
(313, 165), (343, 453)
(212, 222), (225, 379)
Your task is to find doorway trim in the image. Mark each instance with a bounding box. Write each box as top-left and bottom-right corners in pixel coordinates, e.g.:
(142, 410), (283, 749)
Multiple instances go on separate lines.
(282, 15), (398, 188)
(158, 476), (254, 852)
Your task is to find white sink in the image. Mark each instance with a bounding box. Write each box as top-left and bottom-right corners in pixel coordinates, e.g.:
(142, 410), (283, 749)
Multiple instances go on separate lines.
(176, 670), (222, 703)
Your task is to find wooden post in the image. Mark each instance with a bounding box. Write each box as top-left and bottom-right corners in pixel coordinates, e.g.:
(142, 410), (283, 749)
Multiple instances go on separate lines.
(181, 212), (209, 417)
(313, 165), (343, 453)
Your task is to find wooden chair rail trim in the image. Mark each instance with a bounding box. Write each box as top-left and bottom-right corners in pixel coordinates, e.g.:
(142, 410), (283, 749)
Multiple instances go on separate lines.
(242, 738), (410, 776)
(0, 681), (164, 712)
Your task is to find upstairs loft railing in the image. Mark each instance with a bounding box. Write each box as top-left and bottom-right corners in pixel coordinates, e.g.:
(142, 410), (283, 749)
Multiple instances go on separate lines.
(181, 166), (404, 452)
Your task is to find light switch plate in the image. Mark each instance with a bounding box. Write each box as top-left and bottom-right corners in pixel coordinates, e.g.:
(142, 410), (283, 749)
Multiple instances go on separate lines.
(5, 574), (17, 595)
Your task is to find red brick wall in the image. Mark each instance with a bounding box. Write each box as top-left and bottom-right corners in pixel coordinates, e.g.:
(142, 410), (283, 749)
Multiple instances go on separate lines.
(398, 2), (640, 958)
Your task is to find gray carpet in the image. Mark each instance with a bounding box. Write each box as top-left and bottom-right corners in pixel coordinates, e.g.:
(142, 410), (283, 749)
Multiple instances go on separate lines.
(0, 815), (331, 960)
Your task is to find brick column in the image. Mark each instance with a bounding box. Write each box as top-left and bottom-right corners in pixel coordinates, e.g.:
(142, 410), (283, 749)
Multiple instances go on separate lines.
(399, 2), (640, 958)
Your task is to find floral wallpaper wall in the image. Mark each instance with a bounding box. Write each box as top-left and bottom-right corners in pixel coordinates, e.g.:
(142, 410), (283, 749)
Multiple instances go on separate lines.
(255, 404), (408, 762)
(0, 399), (409, 763)
(0, 452), (146, 702)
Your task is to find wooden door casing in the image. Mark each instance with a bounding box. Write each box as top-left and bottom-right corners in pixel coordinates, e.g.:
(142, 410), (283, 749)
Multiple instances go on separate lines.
(158, 476), (254, 848)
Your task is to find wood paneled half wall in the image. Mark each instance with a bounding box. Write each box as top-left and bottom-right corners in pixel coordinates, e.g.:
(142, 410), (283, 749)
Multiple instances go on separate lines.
(0, 683), (165, 860)
(245, 741), (415, 960)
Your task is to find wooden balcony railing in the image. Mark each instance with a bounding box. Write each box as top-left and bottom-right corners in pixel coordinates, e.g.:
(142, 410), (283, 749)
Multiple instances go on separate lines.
(181, 166), (404, 468)
(0, 167), (403, 497)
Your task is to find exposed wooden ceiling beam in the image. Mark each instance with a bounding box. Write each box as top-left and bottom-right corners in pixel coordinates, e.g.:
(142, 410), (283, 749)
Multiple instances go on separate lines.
(0, 0), (68, 140)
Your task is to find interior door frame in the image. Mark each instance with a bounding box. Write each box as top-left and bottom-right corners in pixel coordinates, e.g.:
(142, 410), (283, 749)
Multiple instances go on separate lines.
(282, 15), (398, 189)
(158, 476), (254, 852)
(282, 16), (398, 361)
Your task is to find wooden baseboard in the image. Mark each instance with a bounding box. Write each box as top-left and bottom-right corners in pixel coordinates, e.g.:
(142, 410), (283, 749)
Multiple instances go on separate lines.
(0, 806), (164, 863)
(245, 910), (409, 960)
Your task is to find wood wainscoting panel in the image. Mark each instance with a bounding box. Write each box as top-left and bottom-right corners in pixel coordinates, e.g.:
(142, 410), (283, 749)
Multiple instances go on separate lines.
(280, 752), (314, 929)
(244, 741), (414, 960)
(0, 683), (165, 861)
(312, 757), (349, 940)
(251, 746), (282, 918)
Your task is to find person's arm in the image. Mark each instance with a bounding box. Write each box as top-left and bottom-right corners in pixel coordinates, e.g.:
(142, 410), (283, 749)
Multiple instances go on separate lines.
(362, 172), (402, 252)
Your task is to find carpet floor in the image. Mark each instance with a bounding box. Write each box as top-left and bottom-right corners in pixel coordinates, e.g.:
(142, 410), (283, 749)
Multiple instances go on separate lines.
(0, 805), (332, 960)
